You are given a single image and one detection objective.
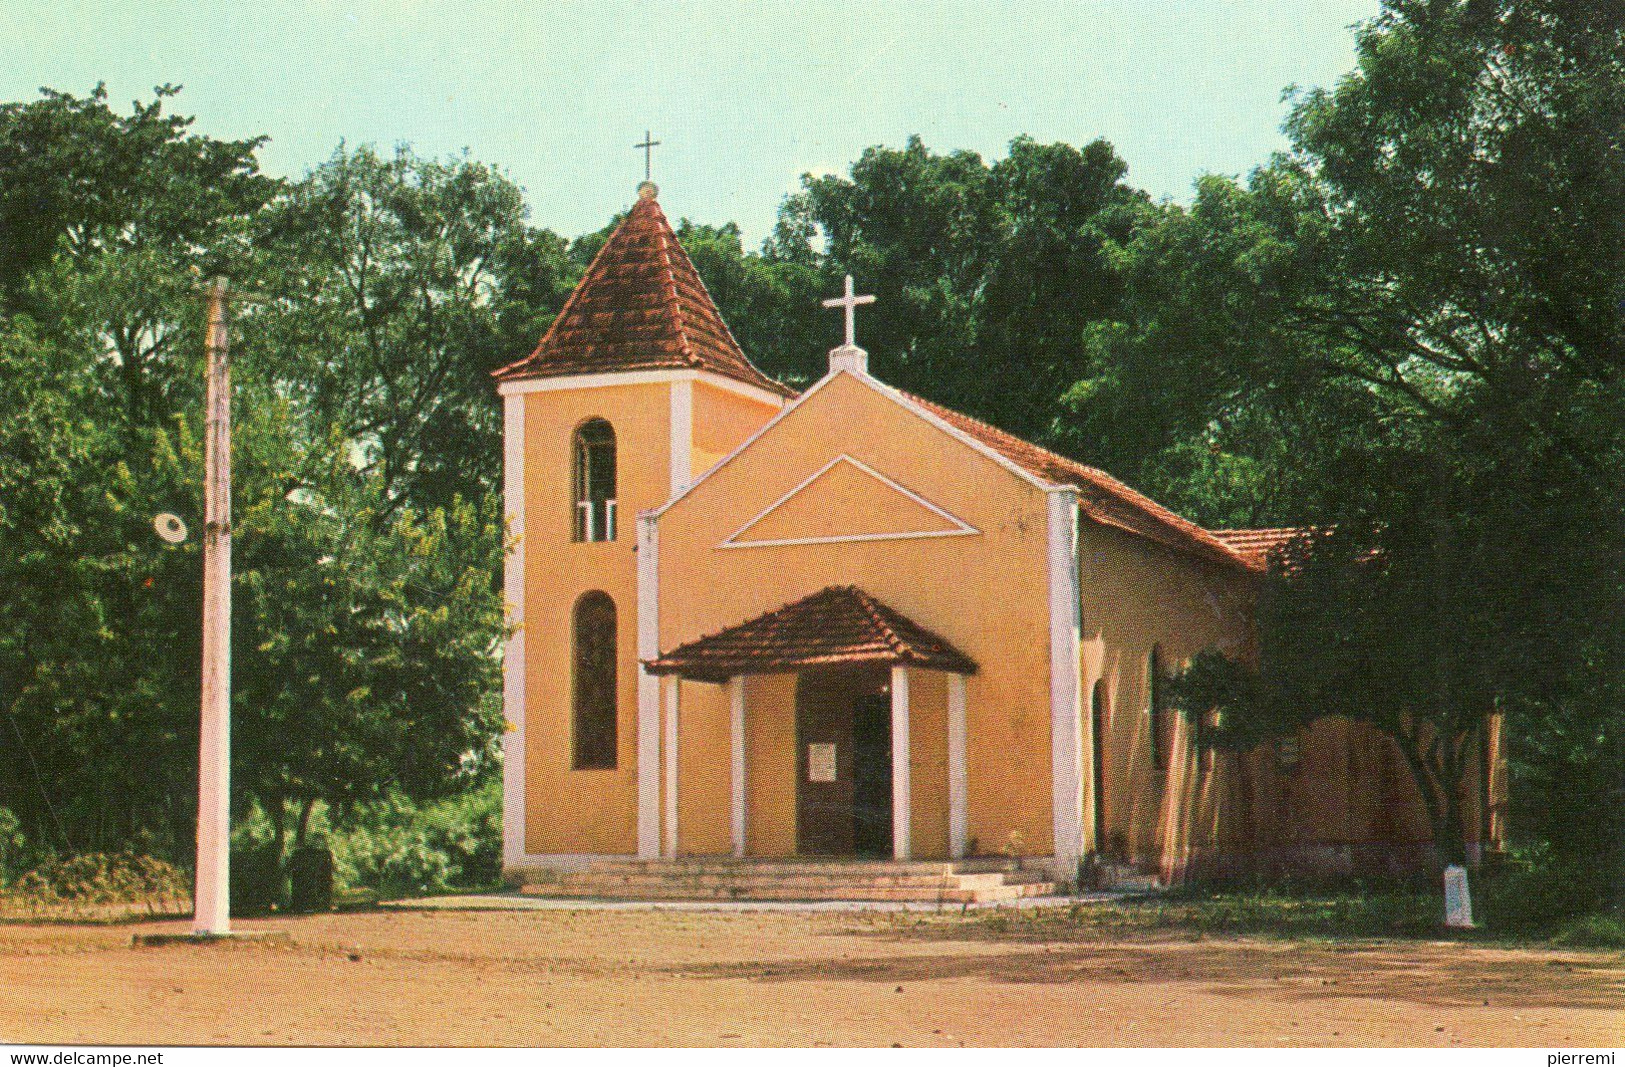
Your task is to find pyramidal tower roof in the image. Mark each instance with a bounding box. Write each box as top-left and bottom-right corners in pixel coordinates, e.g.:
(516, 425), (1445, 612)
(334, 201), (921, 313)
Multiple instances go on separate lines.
(494, 183), (794, 396)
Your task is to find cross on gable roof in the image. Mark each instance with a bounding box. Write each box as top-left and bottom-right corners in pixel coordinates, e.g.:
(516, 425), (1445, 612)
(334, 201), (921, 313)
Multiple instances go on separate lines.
(645, 585), (978, 682)
(492, 191), (795, 396)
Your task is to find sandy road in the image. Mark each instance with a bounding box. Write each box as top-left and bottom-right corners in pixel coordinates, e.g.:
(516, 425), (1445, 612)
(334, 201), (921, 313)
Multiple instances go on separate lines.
(2, 908), (1621, 1046)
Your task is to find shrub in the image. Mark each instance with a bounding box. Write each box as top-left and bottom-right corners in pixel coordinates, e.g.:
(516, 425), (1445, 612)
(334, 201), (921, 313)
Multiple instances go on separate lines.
(0, 808), (25, 883)
(332, 779), (501, 897)
(2, 852), (189, 918)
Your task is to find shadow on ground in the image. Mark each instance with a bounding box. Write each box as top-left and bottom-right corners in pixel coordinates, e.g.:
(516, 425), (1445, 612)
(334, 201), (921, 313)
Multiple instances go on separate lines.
(659, 924), (1625, 1014)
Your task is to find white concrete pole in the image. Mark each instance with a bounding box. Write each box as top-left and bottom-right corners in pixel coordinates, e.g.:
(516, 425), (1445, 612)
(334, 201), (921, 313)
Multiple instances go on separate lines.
(947, 673), (968, 860)
(890, 665), (912, 861)
(662, 675), (680, 860)
(194, 277), (232, 936)
(729, 676), (746, 858)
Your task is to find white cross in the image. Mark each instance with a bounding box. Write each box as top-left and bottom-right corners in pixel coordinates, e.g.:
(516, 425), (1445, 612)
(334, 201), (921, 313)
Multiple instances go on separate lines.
(821, 274), (876, 348)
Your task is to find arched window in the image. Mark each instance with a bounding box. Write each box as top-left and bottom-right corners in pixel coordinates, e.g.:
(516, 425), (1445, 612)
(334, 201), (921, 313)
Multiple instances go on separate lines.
(1148, 645), (1173, 772)
(573, 419), (617, 542)
(572, 591), (618, 769)
(1090, 679), (1108, 850)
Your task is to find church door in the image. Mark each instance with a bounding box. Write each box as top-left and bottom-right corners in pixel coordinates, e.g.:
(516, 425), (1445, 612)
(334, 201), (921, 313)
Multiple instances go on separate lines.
(795, 667), (893, 856)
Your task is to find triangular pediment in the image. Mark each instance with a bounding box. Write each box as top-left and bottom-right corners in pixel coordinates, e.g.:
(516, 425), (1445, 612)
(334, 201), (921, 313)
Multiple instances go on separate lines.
(721, 454), (979, 549)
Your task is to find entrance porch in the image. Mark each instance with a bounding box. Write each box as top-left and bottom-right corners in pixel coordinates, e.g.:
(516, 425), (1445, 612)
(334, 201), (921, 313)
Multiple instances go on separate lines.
(642, 586), (979, 863)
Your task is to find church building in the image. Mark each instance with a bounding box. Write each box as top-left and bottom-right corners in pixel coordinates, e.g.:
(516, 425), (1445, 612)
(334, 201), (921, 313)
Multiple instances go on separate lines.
(492, 182), (1502, 899)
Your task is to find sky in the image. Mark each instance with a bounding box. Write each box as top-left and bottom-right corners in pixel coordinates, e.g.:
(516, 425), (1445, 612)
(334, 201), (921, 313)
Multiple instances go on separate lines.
(2, 1), (1380, 245)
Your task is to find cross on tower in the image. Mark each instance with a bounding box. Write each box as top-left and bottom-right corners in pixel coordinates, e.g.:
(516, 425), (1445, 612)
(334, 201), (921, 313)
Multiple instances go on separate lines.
(821, 274), (876, 348)
(635, 130), (661, 182)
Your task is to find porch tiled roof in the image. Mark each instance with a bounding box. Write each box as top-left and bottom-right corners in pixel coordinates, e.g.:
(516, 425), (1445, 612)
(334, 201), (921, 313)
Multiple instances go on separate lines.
(645, 585), (977, 682)
(492, 190), (795, 397)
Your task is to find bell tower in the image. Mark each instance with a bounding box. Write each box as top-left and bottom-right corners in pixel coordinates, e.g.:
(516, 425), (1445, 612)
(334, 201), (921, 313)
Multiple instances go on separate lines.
(493, 182), (791, 868)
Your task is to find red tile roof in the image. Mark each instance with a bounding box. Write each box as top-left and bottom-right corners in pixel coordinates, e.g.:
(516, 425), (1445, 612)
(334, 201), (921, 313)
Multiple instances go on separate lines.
(898, 390), (1263, 573)
(1211, 527), (1309, 567)
(645, 585), (977, 682)
(493, 190), (795, 397)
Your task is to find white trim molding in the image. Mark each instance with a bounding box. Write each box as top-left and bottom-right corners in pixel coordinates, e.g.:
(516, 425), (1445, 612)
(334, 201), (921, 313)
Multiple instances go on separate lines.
(1046, 487), (1085, 877)
(730, 676), (747, 859)
(649, 369), (846, 519)
(635, 515), (661, 859)
(947, 672), (969, 860)
(652, 368), (1059, 523)
(869, 377), (1054, 492)
(891, 665), (912, 862)
(501, 392), (528, 868)
(669, 378), (693, 497)
(719, 453), (979, 549)
(497, 367), (790, 408)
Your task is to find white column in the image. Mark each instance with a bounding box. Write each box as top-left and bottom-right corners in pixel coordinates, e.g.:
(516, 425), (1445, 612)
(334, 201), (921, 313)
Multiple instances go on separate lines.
(1047, 488), (1085, 876)
(500, 390), (528, 869)
(662, 675), (680, 860)
(890, 664), (912, 861)
(636, 516), (661, 858)
(947, 672), (968, 860)
(730, 676), (746, 858)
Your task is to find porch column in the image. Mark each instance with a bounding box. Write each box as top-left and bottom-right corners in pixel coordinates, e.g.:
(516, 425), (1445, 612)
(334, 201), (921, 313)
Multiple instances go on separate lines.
(891, 664), (912, 861)
(663, 675), (680, 860)
(948, 672), (968, 859)
(729, 675), (746, 858)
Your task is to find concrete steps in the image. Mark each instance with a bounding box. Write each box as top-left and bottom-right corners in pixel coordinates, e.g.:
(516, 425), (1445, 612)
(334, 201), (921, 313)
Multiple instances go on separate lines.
(511, 858), (1058, 904)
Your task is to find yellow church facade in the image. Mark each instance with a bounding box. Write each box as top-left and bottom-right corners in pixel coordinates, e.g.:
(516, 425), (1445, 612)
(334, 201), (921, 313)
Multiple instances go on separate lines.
(493, 184), (1502, 888)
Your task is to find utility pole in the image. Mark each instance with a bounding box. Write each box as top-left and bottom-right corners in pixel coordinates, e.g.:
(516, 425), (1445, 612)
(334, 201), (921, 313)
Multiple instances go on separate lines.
(194, 276), (233, 935)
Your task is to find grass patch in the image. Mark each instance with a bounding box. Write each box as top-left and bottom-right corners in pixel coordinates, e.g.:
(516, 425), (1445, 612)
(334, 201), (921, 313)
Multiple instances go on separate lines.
(1550, 914), (1625, 949)
(960, 877), (1624, 950)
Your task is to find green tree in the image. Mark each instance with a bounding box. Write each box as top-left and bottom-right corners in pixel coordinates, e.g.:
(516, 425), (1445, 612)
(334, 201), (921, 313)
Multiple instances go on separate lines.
(1127, 0), (1625, 897)
(0, 93), (512, 872)
(250, 144), (574, 512)
(0, 85), (278, 425)
(770, 135), (1152, 441)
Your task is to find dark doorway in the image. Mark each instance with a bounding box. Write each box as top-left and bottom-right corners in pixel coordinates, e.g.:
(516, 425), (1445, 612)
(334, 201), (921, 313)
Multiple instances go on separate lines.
(852, 690), (894, 856)
(1090, 679), (1108, 852)
(795, 667), (894, 857)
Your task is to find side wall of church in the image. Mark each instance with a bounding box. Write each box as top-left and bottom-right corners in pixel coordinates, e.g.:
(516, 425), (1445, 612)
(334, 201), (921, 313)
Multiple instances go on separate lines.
(1082, 523), (1503, 880)
(1078, 524), (1258, 871)
(656, 372), (1056, 858)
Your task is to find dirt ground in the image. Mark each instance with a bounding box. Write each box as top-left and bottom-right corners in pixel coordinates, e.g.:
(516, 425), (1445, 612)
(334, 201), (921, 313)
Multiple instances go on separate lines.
(2, 906), (1621, 1047)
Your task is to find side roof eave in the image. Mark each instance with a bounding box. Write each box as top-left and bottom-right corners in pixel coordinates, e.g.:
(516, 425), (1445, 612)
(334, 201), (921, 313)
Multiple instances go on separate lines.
(644, 368), (1058, 522)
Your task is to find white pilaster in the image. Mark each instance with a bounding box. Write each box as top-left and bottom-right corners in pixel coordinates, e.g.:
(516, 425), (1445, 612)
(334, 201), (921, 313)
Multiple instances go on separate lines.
(891, 664), (912, 861)
(662, 674), (680, 860)
(635, 515), (660, 858)
(669, 379), (693, 497)
(1047, 488), (1084, 876)
(501, 392), (527, 868)
(947, 672), (968, 860)
(730, 676), (746, 858)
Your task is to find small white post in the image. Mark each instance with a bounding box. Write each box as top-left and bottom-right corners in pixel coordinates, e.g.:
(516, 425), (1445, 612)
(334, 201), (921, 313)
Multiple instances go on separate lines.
(947, 673), (968, 860)
(891, 665), (912, 861)
(663, 675), (680, 860)
(730, 676), (746, 858)
(1444, 864), (1475, 928)
(194, 277), (232, 936)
